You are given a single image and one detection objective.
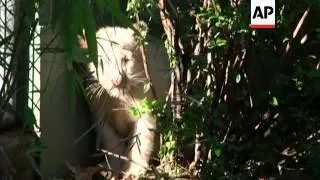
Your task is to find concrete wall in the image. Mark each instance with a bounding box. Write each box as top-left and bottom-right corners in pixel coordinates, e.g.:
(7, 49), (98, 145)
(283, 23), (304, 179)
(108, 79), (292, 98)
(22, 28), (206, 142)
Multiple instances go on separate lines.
(40, 26), (91, 178)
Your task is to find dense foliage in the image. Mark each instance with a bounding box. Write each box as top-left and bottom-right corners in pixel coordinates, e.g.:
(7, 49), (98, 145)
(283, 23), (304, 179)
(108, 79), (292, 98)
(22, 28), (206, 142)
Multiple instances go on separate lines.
(123, 1), (320, 179)
(138, 1), (320, 179)
(49, 0), (320, 179)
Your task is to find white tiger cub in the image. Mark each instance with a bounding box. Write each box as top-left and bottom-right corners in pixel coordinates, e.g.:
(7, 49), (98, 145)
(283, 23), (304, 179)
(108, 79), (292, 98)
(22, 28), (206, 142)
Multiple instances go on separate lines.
(85, 25), (170, 176)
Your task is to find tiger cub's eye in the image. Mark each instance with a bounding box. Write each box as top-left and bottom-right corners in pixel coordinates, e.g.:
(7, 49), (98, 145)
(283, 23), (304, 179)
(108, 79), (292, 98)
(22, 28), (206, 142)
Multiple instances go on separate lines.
(123, 57), (129, 63)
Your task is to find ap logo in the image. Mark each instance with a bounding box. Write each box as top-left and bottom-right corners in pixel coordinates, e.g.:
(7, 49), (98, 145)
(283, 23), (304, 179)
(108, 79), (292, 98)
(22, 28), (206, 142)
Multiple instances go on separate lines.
(251, 0), (275, 29)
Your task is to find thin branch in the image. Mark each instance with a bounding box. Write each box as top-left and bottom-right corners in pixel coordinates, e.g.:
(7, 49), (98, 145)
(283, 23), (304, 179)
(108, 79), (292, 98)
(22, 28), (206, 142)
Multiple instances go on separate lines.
(279, 7), (310, 70)
(158, 0), (182, 120)
(135, 16), (157, 98)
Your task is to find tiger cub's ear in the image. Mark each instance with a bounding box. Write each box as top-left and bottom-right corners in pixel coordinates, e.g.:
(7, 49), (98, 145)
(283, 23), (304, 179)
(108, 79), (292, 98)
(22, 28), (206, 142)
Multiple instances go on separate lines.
(121, 22), (148, 51)
(134, 21), (148, 33)
(127, 21), (149, 51)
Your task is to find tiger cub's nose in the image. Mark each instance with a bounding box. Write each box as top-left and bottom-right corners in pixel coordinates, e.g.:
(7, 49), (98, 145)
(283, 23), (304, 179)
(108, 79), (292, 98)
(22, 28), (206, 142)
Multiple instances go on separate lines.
(111, 75), (124, 87)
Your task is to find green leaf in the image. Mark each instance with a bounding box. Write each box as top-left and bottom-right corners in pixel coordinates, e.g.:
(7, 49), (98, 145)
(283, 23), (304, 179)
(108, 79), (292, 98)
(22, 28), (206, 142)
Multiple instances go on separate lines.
(216, 38), (227, 47)
(271, 96), (278, 106)
(215, 148), (222, 157)
(129, 107), (140, 116)
(63, 0), (84, 62)
(236, 74), (241, 83)
(82, 2), (98, 66)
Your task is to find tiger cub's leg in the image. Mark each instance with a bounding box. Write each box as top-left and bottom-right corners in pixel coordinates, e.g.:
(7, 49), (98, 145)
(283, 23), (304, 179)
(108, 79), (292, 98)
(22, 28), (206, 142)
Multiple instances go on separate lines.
(123, 115), (159, 175)
(100, 122), (125, 175)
